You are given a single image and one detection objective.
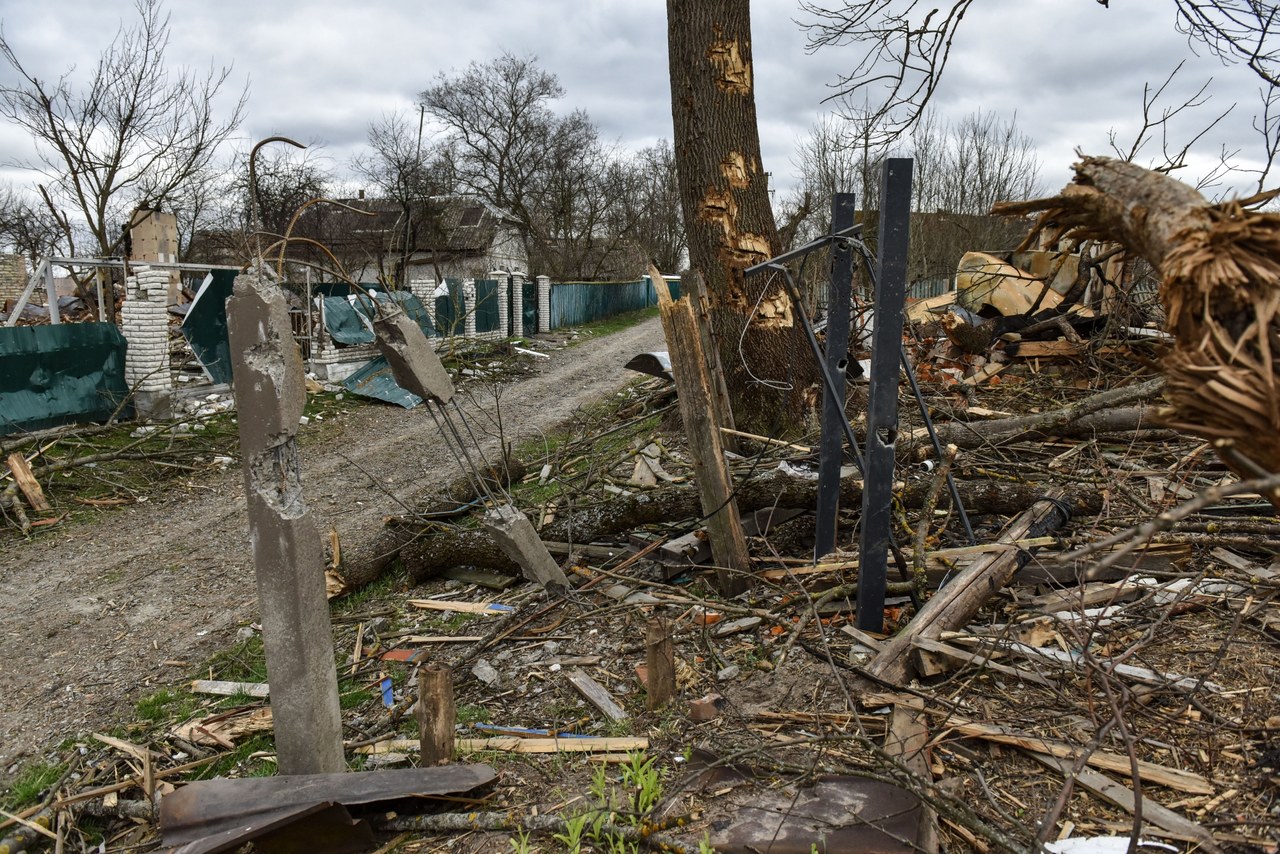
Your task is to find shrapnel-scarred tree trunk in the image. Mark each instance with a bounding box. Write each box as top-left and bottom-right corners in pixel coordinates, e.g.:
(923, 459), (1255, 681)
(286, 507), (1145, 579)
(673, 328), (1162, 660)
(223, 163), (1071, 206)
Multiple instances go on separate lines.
(667, 0), (821, 435)
(995, 156), (1280, 504)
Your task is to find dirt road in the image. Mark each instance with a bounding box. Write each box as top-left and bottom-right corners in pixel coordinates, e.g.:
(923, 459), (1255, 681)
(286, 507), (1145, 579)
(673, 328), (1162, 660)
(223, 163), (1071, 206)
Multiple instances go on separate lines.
(0, 317), (665, 775)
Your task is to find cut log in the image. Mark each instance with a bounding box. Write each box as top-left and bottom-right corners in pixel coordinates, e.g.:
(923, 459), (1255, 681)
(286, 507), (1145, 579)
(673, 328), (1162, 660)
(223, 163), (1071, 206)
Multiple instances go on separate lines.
(6, 453), (49, 512)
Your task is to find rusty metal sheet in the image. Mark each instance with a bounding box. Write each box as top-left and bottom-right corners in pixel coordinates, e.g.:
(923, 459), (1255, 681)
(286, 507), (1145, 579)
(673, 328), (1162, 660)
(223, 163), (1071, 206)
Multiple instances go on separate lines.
(167, 801), (371, 854)
(161, 764), (496, 851)
(688, 751), (921, 854)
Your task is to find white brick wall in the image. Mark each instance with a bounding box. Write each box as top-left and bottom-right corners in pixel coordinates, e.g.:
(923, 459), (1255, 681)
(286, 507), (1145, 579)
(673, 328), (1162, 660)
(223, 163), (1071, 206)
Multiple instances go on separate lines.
(511, 272), (525, 338)
(121, 266), (172, 394)
(537, 275), (551, 333)
(462, 279), (476, 338)
(409, 274), (437, 333)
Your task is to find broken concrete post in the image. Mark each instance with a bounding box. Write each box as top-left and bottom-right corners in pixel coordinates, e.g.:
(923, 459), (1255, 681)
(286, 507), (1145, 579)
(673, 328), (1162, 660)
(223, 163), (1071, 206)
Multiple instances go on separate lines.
(536, 275), (551, 333)
(417, 663), (455, 766)
(489, 270), (508, 337)
(372, 311), (455, 404)
(462, 279), (477, 337)
(121, 265), (173, 420)
(227, 271), (345, 776)
(645, 617), (676, 711)
(482, 503), (569, 595)
(510, 271), (525, 338)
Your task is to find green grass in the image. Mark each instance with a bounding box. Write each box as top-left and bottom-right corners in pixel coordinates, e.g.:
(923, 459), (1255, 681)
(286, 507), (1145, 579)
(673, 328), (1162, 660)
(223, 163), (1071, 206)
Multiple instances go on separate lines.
(188, 735), (278, 781)
(566, 307), (659, 346)
(457, 703), (490, 725)
(2, 760), (65, 810)
(135, 687), (200, 724)
(206, 635), (268, 684)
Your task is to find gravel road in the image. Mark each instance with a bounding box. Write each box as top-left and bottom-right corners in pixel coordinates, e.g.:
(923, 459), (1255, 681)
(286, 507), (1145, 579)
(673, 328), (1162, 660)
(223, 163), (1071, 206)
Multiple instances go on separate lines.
(0, 316), (665, 775)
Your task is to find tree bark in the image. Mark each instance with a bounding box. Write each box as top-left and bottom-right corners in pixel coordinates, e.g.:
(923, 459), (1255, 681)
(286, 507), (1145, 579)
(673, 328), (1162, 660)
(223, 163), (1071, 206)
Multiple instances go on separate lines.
(667, 0), (821, 435)
(995, 157), (1280, 501)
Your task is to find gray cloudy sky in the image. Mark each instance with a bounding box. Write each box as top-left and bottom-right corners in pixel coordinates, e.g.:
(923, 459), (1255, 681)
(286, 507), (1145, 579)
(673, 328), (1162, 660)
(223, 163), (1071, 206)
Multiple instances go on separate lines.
(0, 0), (1273, 202)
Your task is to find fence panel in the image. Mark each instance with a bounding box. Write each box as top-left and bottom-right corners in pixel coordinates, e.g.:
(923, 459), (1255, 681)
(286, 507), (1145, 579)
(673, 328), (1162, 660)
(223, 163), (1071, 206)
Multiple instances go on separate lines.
(474, 279), (501, 334)
(433, 280), (465, 338)
(548, 279), (664, 329)
(0, 322), (129, 435)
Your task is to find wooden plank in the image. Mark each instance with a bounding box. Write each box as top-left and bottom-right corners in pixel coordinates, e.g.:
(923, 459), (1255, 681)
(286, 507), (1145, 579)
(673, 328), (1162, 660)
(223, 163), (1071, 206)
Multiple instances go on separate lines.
(190, 679), (270, 698)
(885, 700), (938, 854)
(407, 599), (514, 615)
(657, 294), (750, 593)
(1014, 339), (1083, 359)
(910, 636), (1057, 687)
(6, 453), (50, 512)
(565, 669), (628, 722)
(1028, 751), (1222, 852)
(679, 268), (739, 454)
(358, 736), (647, 755)
(440, 566), (519, 590)
(945, 720), (1214, 794)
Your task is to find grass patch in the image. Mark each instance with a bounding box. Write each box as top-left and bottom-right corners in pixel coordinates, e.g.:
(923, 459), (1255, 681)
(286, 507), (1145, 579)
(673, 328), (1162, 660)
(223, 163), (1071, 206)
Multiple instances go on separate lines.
(206, 634), (268, 684)
(188, 734), (277, 781)
(135, 688), (199, 724)
(1, 760), (65, 810)
(566, 307), (659, 346)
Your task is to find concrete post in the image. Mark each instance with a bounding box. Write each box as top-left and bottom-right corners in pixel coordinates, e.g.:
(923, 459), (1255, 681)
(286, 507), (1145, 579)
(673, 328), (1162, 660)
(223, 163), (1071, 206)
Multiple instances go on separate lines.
(121, 265), (173, 419)
(536, 275), (551, 333)
(226, 272), (345, 776)
(462, 278), (477, 338)
(510, 271), (525, 338)
(489, 270), (508, 337)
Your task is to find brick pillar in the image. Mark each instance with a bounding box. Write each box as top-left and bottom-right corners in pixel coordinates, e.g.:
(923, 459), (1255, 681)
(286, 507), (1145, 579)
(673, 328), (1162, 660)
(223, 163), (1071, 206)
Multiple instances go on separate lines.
(121, 265), (173, 419)
(537, 275), (551, 333)
(410, 273), (437, 335)
(489, 270), (508, 337)
(510, 271), (525, 338)
(0, 253), (27, 306)
(463, 278), (477, 337)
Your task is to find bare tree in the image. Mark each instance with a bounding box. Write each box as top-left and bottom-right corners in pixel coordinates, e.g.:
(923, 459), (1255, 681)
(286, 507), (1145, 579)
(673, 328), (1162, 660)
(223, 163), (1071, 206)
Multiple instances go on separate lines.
(800, 1), (1277, 145)
(352, 109), (449, 285)
(0, 0), (247, 258)
(420, 53), (564, 232)
(0, 186), (65, 266)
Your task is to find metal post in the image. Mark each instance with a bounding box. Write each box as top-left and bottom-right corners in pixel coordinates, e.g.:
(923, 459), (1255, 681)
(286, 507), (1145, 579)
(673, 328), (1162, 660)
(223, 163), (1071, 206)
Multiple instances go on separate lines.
(857, 158), (913, 632)
(815, 193), (856, 560)
(44, 262), (60, 325)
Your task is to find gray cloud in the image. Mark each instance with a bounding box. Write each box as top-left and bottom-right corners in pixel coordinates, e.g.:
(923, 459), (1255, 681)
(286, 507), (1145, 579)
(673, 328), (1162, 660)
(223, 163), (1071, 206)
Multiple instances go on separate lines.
(0, 0), (1271, 208)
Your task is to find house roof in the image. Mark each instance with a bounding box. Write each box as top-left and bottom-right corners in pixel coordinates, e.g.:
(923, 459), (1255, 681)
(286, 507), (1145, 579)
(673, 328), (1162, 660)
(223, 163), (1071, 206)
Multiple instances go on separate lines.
(318, 196), (520, 256)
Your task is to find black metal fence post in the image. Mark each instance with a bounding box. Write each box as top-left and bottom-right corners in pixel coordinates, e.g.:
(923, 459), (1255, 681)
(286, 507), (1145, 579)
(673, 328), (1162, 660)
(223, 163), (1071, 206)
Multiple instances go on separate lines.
(815, 193), (857, 560)
(857, 158), (913, 631)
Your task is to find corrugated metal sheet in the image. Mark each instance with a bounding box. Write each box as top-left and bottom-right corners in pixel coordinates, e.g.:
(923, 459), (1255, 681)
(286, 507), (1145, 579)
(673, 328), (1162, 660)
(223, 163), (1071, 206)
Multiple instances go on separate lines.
(342, 354), (422, 409)
(548, 278), (676, 329)
(0, 322), (130, 435)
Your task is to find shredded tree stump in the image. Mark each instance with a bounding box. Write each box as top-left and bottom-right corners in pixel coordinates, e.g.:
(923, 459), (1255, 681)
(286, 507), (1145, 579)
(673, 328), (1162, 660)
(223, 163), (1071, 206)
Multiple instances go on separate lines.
(995, 156), (1280, 503)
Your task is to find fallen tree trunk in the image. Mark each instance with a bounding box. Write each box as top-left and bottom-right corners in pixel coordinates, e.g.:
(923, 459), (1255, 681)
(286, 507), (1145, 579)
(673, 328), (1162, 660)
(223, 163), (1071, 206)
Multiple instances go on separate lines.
(994, 156), (1280, 504)
(389, 473), (1101, 582)
(919, 405), (1162, 452)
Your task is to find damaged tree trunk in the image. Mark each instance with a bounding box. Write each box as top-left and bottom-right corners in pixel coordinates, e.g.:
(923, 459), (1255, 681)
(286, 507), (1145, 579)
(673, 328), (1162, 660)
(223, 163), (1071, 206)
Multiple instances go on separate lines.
(995, 157), (1280, 503)
(667, 0), (820, 434)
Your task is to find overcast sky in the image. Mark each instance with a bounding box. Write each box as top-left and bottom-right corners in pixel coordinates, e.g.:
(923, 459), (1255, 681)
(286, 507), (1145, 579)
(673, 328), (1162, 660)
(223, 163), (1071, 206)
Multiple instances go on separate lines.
(0, 0), (1273, 206)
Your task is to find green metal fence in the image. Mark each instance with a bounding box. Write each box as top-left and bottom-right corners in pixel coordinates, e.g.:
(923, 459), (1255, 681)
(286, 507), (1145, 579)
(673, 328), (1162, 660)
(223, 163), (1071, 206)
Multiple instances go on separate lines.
(434, 280), (465, 338)
(546, 277), (679, 329)
(0, 322), (129, 435)
(474, 279), (501, 334)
